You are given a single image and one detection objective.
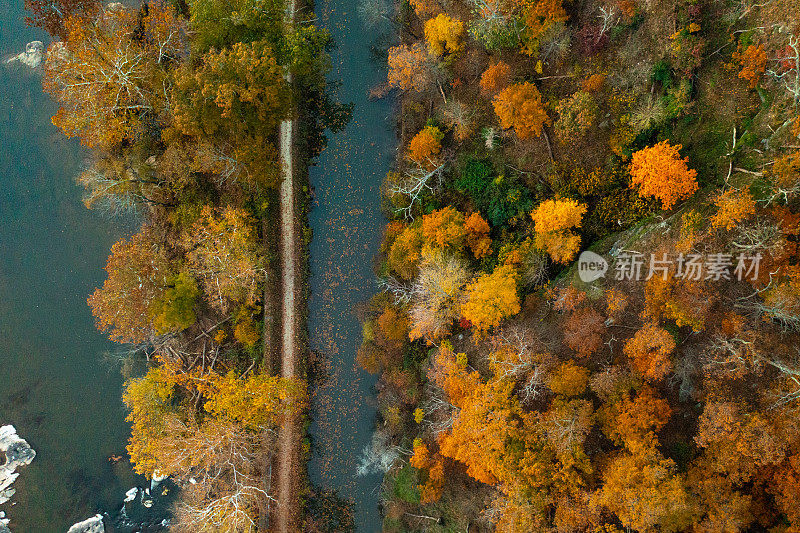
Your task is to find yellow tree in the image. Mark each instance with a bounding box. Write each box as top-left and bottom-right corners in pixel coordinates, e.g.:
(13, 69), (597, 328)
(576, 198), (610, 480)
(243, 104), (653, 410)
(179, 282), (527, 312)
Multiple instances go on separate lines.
(409, 252), (471, 340)
(421, 206), (466, 252)
(204, 372), (307, 431)
(531, 198), (587, 263)
(461, 264), (520, 332)
(493, 82), (550, 139)
(595, 450), (698, 532)
(424, 14), (465, 56)
(387, 222), (423, 280)
(547, 361), (590, 397)
(629, 141), (698, 209)
(183, 206), (264, 312)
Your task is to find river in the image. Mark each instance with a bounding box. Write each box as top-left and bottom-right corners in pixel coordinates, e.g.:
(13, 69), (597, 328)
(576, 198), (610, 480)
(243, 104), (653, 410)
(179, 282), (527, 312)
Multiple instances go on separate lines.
(307, 0), (395, 529)
(0, 2), (138, 531)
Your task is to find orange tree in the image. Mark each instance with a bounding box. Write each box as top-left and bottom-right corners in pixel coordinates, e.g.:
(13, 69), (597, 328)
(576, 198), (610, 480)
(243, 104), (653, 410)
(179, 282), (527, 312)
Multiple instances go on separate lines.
(480, 60), (512, 95)
(88, 229), (174, 343)
(629, 141), (698, 209)
(623, 323), (676, 381)
(493, 82), (550, 139)
(387, 43), (431, 92)
(407, 125), (444, 168)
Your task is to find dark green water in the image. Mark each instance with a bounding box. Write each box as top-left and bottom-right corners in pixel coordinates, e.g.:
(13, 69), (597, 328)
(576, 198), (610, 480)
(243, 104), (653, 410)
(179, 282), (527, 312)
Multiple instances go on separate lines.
(0, 2), (138, 530)
(307, 0), (395, 530)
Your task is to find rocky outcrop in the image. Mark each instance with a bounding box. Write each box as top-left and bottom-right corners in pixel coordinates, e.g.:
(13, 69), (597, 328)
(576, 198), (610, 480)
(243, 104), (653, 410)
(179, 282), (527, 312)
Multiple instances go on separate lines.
(4, 41), (44, 68)
(0, 425), (35, 506)
(67, 514), (104, 533)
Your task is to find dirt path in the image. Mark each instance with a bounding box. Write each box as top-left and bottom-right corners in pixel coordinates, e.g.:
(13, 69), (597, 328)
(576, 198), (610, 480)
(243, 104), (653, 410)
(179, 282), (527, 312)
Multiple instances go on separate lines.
(272, 0), (299, 528)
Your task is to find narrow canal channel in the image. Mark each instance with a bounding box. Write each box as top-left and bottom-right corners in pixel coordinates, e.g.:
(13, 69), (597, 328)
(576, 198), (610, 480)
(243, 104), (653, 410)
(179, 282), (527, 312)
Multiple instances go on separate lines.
(307, 0), (395, 529)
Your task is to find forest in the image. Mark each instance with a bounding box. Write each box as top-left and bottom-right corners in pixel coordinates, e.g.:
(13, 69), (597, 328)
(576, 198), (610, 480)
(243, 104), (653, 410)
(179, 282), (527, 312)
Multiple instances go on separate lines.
(25, 0), (346, 530)
(360, 0), (800, 530)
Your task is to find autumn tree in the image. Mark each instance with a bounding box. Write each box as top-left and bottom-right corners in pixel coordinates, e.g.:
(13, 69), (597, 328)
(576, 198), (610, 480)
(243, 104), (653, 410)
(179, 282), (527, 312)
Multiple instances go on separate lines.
(409, 440), (445, 503)
(695, 401), (787, 482)
(602, 386), (672, 451)
(735, 44), (768, 89)
(480, 60), (512, 95)
(204, 372), (307, 431)
(142, 0), (189, 64)
(540, 398), (593, 455)
(760, 266), (800, 330)
(387, 43), (432, 92)
(387, 222), (424, 280)
(88, 229), (174, 343)
(595, 450), (698, 532)
(407, 125), (444, 168)
(442, 100), (476, 141)
(437, 372), (532, 487)
(171, 39), (289, 186)
(461, 264), (521, 332)
(711, 188), (756, 230)
(25, 0), (99, 38)
(629, 141), (698, 209)
(687, 464), (754, 533)
(563, 308), (605, 357)
(183, 206), (264, 312)
(493, 82), (550, 139)
(421, 206), (465, 253)
(531, 199), (587, 263)
(424, 14), (465, 56)
(464, 212), (492, 258)
(623, 323), (676, 381)
(77, 154), (173, 215)
(547, 361), (590, 397)
(43, 6), (165, 149)
(409, 252), (471, 340)
(554, 91), (598, 137)
(124, 365), (179, 476)
(168, 418), (269, 533)
(409, 0), (441, 17)
(519, 0), (568, 54)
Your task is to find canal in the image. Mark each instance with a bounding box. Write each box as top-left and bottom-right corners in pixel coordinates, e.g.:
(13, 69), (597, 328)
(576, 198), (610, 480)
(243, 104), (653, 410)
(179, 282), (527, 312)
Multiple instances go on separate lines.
(307, 0), (395, 529)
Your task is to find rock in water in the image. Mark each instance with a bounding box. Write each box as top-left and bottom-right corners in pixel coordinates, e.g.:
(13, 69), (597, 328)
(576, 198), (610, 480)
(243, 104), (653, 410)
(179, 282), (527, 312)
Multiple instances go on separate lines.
(67, 514), (105, 533)
(5, 41), (44, 68)
(0, 425), (35, 506)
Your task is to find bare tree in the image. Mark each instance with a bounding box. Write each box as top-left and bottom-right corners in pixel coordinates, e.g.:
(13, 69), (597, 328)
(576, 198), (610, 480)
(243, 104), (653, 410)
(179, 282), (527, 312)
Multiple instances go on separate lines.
(387, 164), (445, 220)
(768, 34), (800, 106)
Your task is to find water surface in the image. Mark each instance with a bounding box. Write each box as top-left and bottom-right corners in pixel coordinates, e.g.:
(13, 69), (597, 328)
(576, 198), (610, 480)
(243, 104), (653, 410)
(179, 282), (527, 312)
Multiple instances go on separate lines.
(307, 0), (395, 529)
(0, 3), (138, 530)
